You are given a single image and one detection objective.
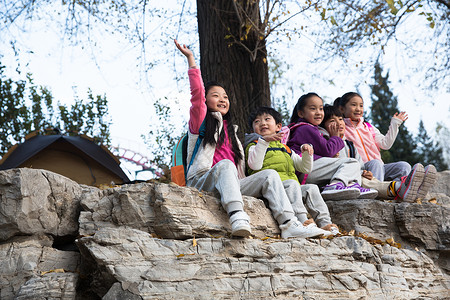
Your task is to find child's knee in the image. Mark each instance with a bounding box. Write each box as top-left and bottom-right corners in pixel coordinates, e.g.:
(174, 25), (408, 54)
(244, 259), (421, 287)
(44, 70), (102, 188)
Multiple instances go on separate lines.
(258, 169), (281, 184)
(214, 159), (237, 173)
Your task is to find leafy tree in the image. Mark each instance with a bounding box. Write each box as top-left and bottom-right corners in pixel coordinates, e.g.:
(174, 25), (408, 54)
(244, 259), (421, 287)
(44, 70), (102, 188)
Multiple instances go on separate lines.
(416, 120), (449, 171)
(369, 62), (418, 165)
(318, 0), (449, 92)
(142, 97), (187, 170)
(0, 62), (111, 157)
(1, 0), (447, 130)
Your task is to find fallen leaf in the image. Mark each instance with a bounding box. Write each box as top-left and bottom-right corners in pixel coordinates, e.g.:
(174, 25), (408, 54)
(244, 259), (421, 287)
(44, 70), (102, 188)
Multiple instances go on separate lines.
(428, 198), (437, 204)
(349, 230), (355, 236)
(192, 236), (197, 247)
(41, 269), (65, 276)
(415, 198), (422, 204)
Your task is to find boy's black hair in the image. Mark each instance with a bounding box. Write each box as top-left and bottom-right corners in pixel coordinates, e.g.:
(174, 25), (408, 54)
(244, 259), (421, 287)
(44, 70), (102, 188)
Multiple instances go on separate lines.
(320, 104), (343, 128)
(248, 106), (282, 129)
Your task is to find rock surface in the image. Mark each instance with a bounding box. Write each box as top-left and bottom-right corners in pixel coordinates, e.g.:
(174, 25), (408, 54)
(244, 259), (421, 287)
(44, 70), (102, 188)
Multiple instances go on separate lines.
(0, 168), (449, 299)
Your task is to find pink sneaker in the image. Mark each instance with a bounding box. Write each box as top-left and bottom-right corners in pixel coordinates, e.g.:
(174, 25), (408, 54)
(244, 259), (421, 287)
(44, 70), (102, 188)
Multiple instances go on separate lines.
(416, 165), (437, 200)
(396, 163), (425, 202)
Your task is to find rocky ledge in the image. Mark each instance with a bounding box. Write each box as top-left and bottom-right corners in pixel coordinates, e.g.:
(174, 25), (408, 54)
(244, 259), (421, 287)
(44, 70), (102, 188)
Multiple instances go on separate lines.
(0, 168), (449, 299)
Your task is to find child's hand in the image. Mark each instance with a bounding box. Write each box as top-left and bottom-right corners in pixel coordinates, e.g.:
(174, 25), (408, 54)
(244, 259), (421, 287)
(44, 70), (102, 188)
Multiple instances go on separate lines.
(301, 144), (314, 156)
(327, 122), (339, 136)
(174, 39), (193, 57)
(174, 39), (196, 68)
(362, 170), (373, 180)
(262, 132), (284, 142)
(393, 112), (408, 122)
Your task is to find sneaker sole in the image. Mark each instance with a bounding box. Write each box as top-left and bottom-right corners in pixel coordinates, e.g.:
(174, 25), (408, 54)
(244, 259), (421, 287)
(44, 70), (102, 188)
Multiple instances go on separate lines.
(401, 164), (425, 203)
(358, 191), (378, 199)
(231, 227), (252, 237)
(321, 188), (360, 200)
(282, 231), (324, 239)
(416, 165), (437, 200)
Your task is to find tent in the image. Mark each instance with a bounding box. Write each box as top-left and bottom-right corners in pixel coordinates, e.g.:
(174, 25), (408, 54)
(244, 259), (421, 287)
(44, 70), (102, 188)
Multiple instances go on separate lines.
(0, 132), (129, 186)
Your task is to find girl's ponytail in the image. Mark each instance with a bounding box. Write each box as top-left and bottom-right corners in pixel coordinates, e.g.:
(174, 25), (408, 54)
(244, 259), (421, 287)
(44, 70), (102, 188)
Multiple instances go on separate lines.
(289, 103), (299, 124)
(289, 92), (322, 124)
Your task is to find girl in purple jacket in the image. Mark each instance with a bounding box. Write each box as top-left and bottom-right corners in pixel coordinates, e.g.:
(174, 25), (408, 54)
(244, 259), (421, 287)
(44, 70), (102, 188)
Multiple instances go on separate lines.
(286, 93), (378, 200)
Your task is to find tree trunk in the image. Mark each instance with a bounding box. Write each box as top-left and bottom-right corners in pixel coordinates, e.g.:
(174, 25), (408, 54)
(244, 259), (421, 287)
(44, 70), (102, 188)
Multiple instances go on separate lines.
(196, 0), (270, 135)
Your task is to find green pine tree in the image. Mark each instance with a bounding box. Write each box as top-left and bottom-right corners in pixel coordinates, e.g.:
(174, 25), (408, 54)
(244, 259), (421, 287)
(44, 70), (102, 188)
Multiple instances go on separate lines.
(416, 120), (448, 171)
(0, 61), (111, 157)
(369, 62), (418, 165)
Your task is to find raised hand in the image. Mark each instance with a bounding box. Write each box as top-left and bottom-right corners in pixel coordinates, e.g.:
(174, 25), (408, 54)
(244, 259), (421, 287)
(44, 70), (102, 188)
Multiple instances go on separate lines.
(327, 122), (339, 137)
(393, 111), (408, 122)
(174, 39), (196, 68)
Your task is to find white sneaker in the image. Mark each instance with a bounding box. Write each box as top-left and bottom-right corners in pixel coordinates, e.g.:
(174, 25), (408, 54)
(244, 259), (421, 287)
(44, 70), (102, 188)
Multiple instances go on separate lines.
(280, 219), (325, 239)
(229, 211), (251, 237)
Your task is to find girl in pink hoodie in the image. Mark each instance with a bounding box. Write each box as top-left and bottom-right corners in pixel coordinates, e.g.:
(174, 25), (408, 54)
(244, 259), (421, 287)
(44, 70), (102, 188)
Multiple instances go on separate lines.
(335, 92), (414, 182)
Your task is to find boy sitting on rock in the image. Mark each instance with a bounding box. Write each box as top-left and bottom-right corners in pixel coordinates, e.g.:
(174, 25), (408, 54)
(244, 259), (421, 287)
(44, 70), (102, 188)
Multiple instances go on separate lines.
(244, 106), (339, 235)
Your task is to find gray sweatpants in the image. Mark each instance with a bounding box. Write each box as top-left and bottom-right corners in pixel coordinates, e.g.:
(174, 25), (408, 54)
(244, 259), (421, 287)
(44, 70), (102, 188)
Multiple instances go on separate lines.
(305, 157), (361, 186)
(284, 180), (332, 228)
(187, 159), (295, 225)
(364, 159), (411, 182)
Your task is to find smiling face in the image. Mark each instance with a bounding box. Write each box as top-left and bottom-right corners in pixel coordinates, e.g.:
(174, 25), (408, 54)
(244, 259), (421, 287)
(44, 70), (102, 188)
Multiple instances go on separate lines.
(324, 115), (346, 138)
(205, 85), (229, 115)
(297, 95), (324, 126)
(340, 95), (364, 121)
(252, 113), (282, 137)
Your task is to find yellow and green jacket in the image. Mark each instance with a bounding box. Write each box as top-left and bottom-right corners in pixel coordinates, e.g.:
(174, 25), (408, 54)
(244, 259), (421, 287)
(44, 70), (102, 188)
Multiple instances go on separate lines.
(244, 134), (313, 183)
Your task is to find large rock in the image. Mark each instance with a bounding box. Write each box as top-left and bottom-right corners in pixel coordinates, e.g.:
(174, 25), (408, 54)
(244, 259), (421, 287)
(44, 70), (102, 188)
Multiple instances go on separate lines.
(327, 199), (450, 251)
(1, 167), (449, 299)
(428, 170), (450, 206)
(0, 234), (80, 300)
(77, 227), (450, 299)
(0, 168), (87, 241)
(79, 181), (279, 239)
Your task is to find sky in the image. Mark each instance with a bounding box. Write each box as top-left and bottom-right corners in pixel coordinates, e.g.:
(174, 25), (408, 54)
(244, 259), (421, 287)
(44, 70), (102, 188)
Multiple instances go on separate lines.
(1, 2), (449, 179)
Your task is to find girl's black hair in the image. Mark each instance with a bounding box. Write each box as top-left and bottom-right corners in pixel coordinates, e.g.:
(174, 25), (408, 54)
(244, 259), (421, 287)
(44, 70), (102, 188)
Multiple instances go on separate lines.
(320, 104), (343, 128)
(334, 92), (362, 108)
(202, 81), (243, 164)
(289, 92), (322, 124)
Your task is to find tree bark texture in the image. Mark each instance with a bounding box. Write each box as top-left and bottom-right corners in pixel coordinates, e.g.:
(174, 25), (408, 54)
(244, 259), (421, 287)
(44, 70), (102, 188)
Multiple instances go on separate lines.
(197, 0), (270, 134)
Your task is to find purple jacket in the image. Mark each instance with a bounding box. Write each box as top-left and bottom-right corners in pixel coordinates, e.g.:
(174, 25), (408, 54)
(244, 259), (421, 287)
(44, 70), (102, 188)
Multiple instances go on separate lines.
(286, 118), (344, 161)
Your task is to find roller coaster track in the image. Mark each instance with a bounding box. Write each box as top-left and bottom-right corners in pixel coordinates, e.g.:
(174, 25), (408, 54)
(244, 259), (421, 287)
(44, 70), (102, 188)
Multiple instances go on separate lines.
(112, 146), (162, 177)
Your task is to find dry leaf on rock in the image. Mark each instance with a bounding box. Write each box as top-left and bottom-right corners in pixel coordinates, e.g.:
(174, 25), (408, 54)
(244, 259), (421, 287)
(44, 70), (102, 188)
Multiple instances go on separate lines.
(41, 269), (65, 276)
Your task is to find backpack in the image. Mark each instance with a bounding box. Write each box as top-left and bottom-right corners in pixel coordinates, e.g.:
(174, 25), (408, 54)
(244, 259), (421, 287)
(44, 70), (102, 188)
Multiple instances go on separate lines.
(171, 134), (188, 186)
(171, 120), (206, 186)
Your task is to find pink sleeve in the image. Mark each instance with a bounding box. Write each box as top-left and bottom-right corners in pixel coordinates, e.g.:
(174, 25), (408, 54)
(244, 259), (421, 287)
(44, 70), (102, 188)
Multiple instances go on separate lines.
(188, 68), (207, 134)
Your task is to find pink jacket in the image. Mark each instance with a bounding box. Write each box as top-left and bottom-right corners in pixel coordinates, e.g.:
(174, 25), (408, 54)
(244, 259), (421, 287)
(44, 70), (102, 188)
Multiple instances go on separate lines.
(344, 117), (403, 163)
(186, 68), (246, 180)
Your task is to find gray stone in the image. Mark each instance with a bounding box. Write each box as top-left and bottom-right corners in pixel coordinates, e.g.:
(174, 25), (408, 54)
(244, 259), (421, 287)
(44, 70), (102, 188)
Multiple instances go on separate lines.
(0, 234), (80, 300)
(0, 168), (86, 241)
(394, 202), (450, 250)
(1, 168), (449, 299)
(78, 227), (450, 299)
(15, 273), (78, 300)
